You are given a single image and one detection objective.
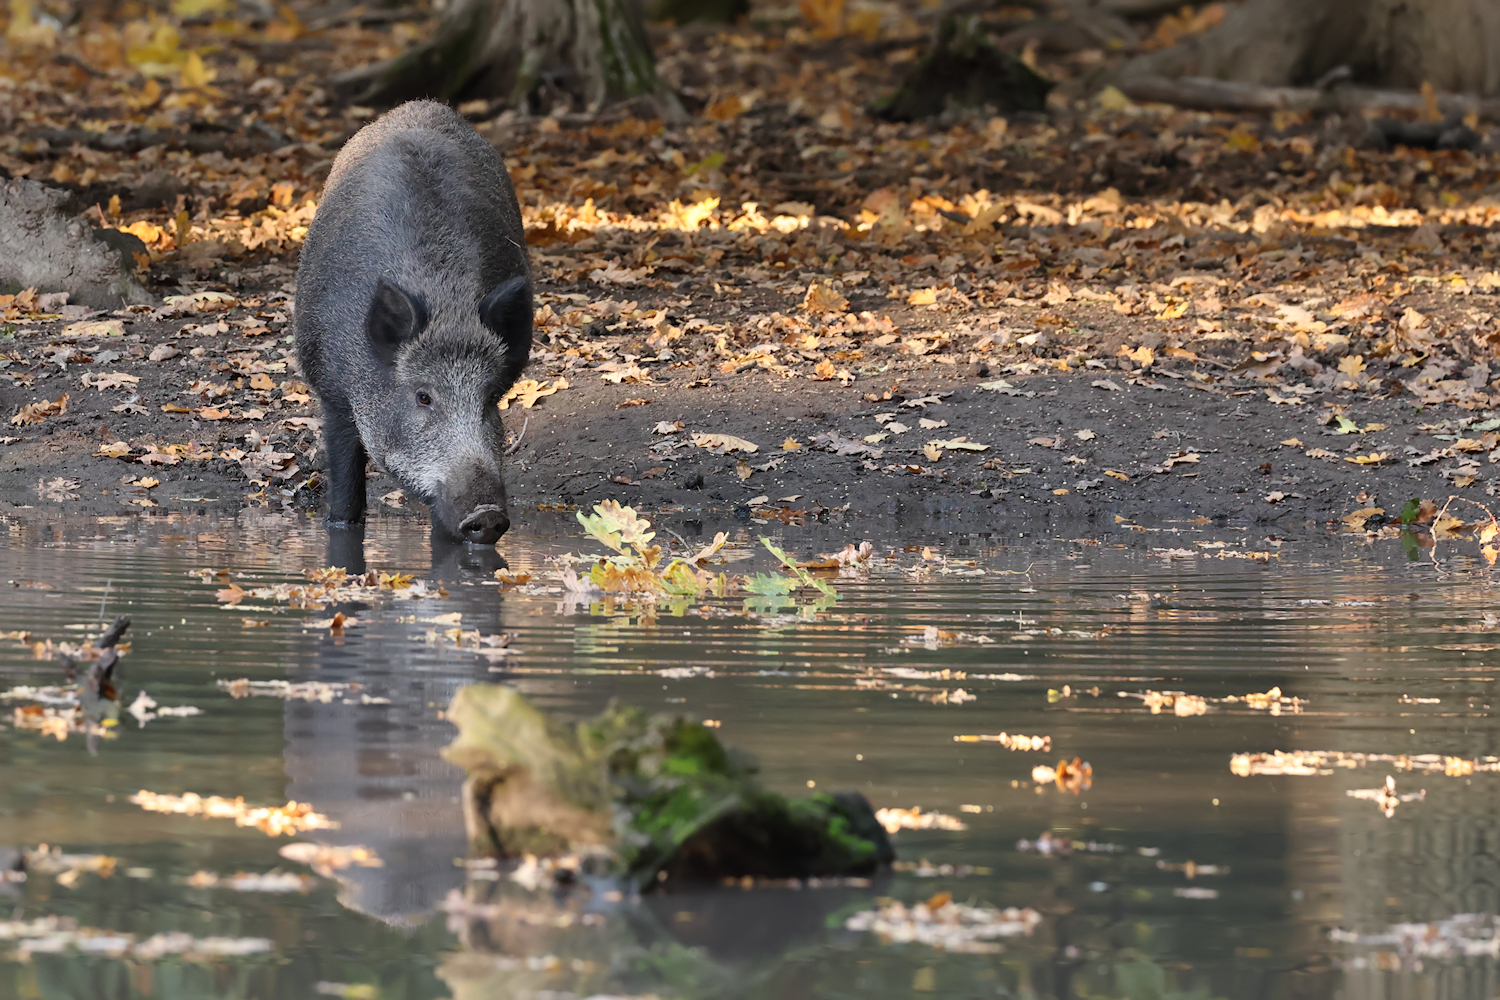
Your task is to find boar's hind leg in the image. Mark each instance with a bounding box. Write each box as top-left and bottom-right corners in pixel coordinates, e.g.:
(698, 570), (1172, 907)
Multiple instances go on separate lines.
(323, 406), (369, 526)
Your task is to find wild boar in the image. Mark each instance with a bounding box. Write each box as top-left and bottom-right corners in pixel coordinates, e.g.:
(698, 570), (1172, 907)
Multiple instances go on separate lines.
(295, 100), (531, 544)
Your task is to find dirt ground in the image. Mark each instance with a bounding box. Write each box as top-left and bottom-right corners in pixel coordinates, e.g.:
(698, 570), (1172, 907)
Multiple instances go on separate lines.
(5, 3), (1500, 542)
(5, 266), (1498, 538)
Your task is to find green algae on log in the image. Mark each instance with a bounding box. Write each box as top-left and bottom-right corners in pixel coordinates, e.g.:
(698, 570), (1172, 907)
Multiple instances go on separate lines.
(442, 684), (894, 888)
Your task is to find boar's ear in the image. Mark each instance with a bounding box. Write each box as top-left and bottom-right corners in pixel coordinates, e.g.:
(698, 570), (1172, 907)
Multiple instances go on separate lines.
(478, 276), (533, 383)
(366, 278), (427, 366)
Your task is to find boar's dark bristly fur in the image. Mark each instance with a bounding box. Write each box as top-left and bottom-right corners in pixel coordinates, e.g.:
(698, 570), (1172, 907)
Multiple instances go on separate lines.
(295, 100), (532, 545)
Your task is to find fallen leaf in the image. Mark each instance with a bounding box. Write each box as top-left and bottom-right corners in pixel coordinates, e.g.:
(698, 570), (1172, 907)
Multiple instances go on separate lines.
(1342, 507), (1385, 531)
(652, 420), (685, 434)
(82, 372), (141, 392)
(1346, 452), (1390, 465)
(927, 437), (989, 452)
(599, 364), (652, 384)
(138, 451), (182, 466)
(691, 432), (758, 454)
(1280, 438), (1303, 448)
(736, 459), (752, 480)
(1075, 429), (1096, 441)
(782, 437), (803, 451)
(11, 393), (68, 425)
(802, 281), (848, 314)
(500, 377), (568, 409)
(810, 431), (882, 457)
(1265, 491), (1286, 503)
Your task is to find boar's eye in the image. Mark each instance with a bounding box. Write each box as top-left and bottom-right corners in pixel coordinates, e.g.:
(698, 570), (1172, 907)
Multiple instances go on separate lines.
(416, 391), (432, 406)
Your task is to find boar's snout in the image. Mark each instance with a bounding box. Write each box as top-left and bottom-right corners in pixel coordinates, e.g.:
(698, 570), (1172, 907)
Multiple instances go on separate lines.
(458, 505), (510, 545)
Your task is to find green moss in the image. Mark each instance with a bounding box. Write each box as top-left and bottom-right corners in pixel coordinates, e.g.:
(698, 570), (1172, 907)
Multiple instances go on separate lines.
(446, 685), (894, 888)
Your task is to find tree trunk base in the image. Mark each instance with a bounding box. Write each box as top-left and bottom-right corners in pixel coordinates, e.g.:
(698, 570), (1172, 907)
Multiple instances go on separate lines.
(871, 15), (1054, 122)
(1118, 0), (1500, 98)
(337, 0), (684, 119)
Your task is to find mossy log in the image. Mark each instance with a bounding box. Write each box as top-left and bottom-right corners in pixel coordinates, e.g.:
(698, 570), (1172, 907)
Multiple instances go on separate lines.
(442, 685), (894, 889)
(871, 14), (1054, 121)
(337, 0), (683, 116)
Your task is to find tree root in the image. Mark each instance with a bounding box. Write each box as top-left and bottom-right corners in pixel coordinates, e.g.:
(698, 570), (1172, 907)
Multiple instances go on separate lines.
(871, 14), (1053, 121)
(1119, 74), (1500, 123)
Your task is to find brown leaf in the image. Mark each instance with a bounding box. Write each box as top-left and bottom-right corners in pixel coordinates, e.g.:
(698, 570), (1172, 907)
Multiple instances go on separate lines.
(11, 393), (68, 426)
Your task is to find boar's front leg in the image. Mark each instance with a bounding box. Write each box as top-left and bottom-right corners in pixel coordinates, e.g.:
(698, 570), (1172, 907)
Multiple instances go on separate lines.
(323, 405), (369, 526)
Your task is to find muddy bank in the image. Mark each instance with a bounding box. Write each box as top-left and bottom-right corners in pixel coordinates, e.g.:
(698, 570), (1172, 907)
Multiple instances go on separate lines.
(3, 275), (1494, 537)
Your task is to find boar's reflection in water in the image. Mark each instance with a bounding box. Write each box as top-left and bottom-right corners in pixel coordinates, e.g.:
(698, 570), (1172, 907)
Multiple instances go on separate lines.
(279, 529), (509, 922)
(296, 100), (532, 546)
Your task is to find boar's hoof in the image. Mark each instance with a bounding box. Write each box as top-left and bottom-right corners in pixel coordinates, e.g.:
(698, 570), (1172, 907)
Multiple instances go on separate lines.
(460, 506), (510, 545)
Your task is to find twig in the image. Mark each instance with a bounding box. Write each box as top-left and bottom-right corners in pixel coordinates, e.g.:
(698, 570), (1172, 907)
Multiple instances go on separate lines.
(505, 416), (530, 457)
(21, 127), (283, 158)
(1425, 495), (1498, 571)
(94, 615), (131, 650)
(52, 53), (105, 77)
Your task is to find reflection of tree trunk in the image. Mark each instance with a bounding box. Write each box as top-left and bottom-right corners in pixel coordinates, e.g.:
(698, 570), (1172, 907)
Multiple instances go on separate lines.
(338, 0), (683, 117)
(1120, 0), (1500, 95)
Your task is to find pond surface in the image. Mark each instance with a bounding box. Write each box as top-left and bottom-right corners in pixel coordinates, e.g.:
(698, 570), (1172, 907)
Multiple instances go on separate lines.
(2, 508), (1499, 999)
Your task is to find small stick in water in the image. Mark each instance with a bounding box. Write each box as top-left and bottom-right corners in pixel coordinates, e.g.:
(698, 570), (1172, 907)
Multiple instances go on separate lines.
(94, 615), (131, 650)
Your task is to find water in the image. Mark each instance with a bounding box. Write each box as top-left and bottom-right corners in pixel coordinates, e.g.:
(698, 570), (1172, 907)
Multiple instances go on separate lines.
(2, 508), (1499, 999)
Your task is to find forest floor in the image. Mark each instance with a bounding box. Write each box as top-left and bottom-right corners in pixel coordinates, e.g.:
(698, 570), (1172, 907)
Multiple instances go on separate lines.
(4, 1), (1500, 543)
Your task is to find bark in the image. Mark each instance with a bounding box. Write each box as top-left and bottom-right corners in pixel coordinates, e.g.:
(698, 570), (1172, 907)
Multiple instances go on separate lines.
(338, 0), (683, 117)
(0, 178), (155, 309)
(1119, 0), (1500, 97)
